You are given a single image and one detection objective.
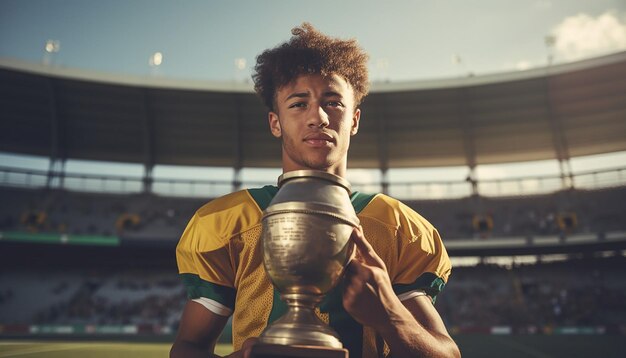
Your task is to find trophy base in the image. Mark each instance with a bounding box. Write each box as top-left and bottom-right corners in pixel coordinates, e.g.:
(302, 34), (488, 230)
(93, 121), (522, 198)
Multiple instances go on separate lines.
(250, 343), (348, 358)
(258, 299), (344, 349)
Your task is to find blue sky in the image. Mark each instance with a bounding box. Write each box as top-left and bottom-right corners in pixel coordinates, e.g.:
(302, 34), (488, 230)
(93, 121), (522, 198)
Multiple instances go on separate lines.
(1, 0), (625, 81)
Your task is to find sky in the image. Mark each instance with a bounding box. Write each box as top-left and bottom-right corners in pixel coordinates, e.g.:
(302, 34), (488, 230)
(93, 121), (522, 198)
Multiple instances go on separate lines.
(1, 0), (625, 196)
(1, 0), (625, 82)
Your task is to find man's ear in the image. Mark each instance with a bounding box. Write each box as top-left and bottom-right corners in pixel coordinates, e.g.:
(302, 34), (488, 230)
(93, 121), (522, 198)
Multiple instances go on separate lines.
(350, 108), (361, 136)
(268, 111), (282, 138)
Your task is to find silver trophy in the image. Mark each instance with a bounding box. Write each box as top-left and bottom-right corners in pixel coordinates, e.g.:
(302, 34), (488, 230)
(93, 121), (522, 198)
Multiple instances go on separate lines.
(258, 170), (359, 351)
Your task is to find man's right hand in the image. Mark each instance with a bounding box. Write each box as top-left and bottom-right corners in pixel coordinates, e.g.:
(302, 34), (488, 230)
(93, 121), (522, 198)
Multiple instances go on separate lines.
(223, 337), (257, 358)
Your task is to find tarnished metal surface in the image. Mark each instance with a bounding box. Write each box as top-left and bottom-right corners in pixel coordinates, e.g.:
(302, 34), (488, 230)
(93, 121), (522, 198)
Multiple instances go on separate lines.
(259, 170), (358, 348)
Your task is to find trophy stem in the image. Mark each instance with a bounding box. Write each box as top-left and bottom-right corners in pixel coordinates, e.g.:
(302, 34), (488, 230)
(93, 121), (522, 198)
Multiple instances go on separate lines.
(282, 293), (321, 308)
(258, 293), (343, 348)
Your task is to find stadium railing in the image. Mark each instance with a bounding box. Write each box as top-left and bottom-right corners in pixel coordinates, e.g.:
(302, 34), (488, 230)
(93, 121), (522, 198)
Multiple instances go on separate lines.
(0, 165), (624, 200)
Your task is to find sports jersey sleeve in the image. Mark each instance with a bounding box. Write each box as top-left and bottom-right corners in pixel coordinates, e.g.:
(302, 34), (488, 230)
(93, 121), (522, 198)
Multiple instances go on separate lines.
(392, 200), (451, 301)
(176, 211), (237, 315)
(176, 190), (266, 316)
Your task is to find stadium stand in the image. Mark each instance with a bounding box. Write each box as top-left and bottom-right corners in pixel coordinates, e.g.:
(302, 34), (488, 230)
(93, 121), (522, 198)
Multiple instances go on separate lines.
(0, 186), (200, 241)
(2, 186), (625, 242)
(2, 256), (624, 336)
(407, 187), (626, 239)
(438, 256), (626, 332)
(1, 52), (626, 346)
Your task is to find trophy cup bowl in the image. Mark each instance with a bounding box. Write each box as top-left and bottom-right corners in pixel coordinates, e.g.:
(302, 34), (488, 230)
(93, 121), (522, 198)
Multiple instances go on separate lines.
(258, 170), (359, 350)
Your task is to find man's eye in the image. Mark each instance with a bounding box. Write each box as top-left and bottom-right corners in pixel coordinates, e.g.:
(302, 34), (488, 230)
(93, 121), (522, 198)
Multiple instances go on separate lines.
(326, 101), (343, 107)
(289, 102), (306, 108)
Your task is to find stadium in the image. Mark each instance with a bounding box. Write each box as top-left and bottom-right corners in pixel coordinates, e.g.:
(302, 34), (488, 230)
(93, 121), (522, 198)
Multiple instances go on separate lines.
(1, 10), (626, 358)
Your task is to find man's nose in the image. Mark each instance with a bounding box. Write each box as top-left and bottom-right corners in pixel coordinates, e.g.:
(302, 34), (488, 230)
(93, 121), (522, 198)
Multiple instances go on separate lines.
(307, 105), (330, 128)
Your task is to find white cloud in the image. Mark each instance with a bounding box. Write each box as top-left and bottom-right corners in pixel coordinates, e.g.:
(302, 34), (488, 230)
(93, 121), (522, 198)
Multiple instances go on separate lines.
(552, 11), (626, 61)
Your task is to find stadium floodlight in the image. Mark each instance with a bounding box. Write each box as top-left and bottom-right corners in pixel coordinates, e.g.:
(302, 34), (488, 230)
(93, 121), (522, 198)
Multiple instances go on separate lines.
(234, 58), (246, 70)
(234, 58), (248, 82)
(149, 52), (163, 67)
(452, 53), (473, 77)
(451, 54), (462, 65)
(375, 57), (390, 82)
(545, 35), (557, 65)
(45, 40), (60, 53)
(43, 40), (61, 66)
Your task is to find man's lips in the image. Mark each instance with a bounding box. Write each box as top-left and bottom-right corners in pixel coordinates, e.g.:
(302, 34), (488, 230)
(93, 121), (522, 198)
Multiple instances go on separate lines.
(303, 132), (334, 146)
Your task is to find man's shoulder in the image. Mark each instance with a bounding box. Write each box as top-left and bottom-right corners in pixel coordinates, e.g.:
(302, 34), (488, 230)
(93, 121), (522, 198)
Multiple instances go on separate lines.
(359, 193), (435, 233)
(192, 186), (277, 233)
(359, 193), (413, 217)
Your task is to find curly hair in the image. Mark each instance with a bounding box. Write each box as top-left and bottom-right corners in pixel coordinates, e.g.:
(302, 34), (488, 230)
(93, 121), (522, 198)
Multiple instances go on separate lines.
(252, 23), (370, 112)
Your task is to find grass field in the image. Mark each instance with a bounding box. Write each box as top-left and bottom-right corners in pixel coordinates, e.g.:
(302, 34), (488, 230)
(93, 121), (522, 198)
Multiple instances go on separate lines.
(1, 335), (625, 357)
(0, 341), (231, 357)
(453, 334), (626, 358)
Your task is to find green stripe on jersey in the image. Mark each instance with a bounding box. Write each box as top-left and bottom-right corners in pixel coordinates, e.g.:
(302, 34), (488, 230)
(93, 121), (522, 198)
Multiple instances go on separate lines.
(350, 191), (377, 214)
(267, 289), (288, 325)
(181, 273), (236, 309)
(393, 272), (446, 302)
(247, 185), (279, 211)
(320, 282), (363, 357)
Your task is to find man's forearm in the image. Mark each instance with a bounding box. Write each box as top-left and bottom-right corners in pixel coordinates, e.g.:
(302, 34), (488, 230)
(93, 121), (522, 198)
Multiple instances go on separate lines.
(343, 228), (459, 357)
(376, 301), (460, 358)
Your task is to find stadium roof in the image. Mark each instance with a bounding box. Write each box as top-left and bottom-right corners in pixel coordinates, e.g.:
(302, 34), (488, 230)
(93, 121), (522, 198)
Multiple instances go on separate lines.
(1, 51), (625, 169)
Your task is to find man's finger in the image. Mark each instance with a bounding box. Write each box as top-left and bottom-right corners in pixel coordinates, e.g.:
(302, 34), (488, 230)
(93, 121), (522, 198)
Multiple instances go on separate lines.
(350, 226), (385, 267)
(350, 226), (372, 252)
(239, 337), (258, 358)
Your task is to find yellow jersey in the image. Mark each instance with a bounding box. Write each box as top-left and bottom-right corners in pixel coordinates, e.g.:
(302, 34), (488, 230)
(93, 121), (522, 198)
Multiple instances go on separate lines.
(176, 185), (451, 357)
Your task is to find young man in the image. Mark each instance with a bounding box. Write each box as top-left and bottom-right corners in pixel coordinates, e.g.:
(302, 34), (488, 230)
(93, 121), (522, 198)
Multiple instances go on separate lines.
(171, 24), (460, 358)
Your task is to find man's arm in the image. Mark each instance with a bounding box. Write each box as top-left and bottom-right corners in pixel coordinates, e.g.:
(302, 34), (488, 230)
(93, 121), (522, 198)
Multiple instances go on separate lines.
(342, 226), (461, 358)
(170, 300), (229, 358)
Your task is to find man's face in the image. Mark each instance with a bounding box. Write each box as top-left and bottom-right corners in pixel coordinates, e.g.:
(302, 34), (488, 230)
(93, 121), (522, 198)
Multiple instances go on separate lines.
(268, 74), (360, 175)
